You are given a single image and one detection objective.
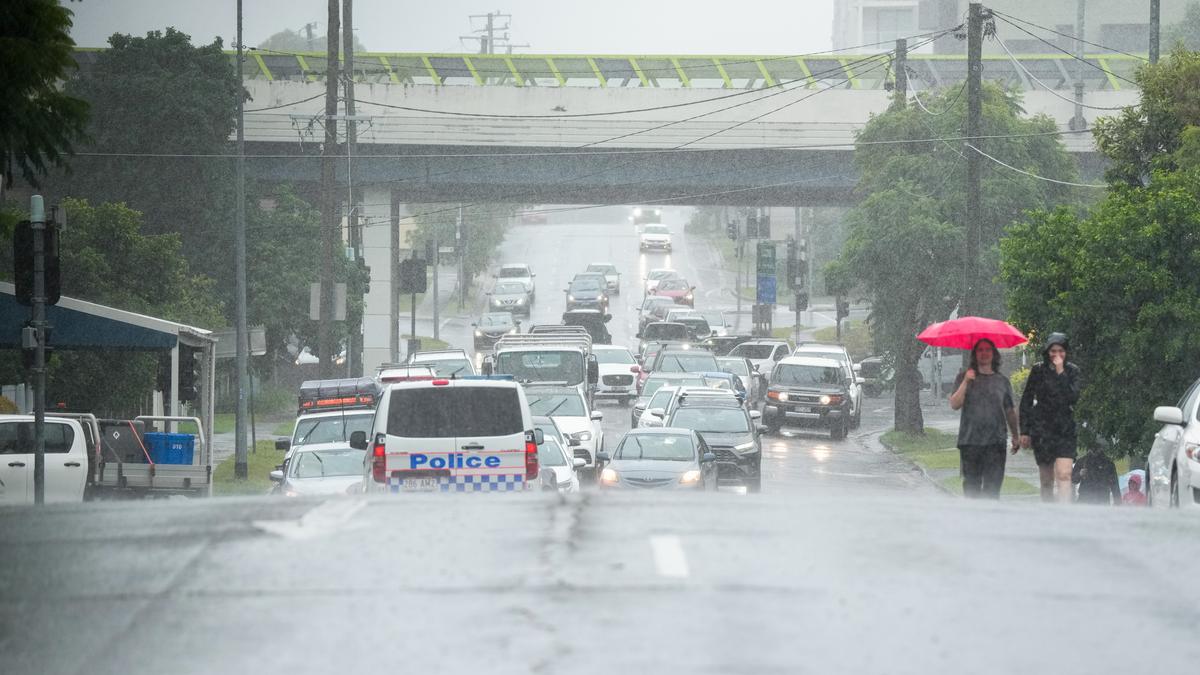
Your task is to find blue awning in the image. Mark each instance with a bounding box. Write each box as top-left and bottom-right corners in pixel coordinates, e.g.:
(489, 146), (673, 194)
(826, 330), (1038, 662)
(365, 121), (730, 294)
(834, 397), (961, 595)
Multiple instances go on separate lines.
(0, 282), (211, 351)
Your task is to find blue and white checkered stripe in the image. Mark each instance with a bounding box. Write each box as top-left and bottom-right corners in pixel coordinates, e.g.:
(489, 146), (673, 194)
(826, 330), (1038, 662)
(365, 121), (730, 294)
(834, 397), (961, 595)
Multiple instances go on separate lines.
(387, 474), (527, 493)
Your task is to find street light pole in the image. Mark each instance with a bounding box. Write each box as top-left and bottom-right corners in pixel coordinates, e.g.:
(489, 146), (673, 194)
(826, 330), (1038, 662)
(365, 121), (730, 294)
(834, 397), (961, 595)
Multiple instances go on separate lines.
(234, 0), (250, 479)
(30, 195), (47, 504)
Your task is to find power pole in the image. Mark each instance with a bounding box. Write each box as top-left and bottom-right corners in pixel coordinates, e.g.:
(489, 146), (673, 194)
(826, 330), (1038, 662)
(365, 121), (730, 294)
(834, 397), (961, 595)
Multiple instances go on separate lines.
(303, 22), (317, 51)
(484, 12), (493, 54)
(892, 37), (908, 110)
(1070, 0), (1087, 131)
(1150, 0), (1161, 64)
(342, 0), (361, 377)
(318, 0), (340, 378)
(29, 196), (48, 504)
(234, 0), (250, 479)
(964, 2), (984, 321)
(432, 234), (440, 341)
(457, 205), (466, 310)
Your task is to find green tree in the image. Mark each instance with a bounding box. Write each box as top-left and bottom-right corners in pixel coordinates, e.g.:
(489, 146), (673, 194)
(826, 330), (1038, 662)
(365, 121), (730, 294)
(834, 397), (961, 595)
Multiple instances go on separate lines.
(0, 0), (89, 189)
(830, 84), (1079, 432)
(258, 27), (367, 54)
(0, 198), (224, 414)
(406, 203), (522, 291)
(1001, 173), (1200, 457)
(53, 28), (241, 285)
(1165, 2), (1200, 52)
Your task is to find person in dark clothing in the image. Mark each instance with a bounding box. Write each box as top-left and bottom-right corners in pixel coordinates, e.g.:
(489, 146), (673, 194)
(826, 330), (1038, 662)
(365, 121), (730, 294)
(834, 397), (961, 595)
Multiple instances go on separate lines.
(1019, 333), (1083, 503)
(949, 338), (1020, 499)
(1072, 448), (1121, 505)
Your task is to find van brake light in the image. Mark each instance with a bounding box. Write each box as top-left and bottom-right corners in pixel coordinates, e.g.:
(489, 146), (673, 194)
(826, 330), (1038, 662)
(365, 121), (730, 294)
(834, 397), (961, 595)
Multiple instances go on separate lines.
(525, 432), (538, 481)
(371, 433), (388, 483)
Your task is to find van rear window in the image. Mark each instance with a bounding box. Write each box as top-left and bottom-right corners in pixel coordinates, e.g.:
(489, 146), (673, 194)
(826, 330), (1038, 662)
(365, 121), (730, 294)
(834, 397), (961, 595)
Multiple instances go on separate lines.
(386, 388), (523, 438)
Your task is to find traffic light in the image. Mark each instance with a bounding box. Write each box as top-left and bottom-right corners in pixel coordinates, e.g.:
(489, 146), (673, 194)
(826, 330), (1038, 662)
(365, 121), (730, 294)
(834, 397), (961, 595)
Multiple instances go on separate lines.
(836, 298), (851, 321)
(20, 323), (53, 370)
(13, 220), (61, 307)
(178, 345), (200, 403)
(726, 221), (738, 240)
(745, 214), (758, 239)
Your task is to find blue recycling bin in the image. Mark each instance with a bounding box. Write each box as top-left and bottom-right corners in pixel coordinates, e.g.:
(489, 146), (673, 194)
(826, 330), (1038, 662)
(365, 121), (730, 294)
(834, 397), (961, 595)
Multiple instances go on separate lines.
(143, 432), (195, 465)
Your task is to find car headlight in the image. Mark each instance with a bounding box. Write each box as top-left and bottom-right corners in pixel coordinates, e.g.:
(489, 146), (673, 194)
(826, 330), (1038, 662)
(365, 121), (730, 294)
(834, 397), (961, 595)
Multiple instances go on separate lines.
(508, 327), (518, 334)
(684, 294), (693, 301)
(819, 395), (832, 405)
(572, 431), (593, 442)
(568, 295), (575, 302)
(680, 470), (701, 484)
(474, 330), (483, 337)
(734, 442), (756, 452)
(515, 297), (525, 305)
(601, 468), (620, 483)
(768, 391), (788, 401)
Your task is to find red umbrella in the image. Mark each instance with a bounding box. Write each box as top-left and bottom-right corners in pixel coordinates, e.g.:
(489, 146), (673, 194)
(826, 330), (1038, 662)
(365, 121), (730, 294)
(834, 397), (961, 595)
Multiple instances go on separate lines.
(917, 317), (1028, 350)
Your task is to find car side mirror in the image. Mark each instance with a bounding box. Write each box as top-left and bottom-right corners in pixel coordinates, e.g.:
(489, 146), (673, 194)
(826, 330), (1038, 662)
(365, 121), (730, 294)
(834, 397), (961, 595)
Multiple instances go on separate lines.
(485, 292), (492, 296)
(590, 411), (604, 421)
(701, 452), (716, 463)
(749, 410), (761, 420)
(349, 430), (368, 450)
(648, 408), (665, 418)
(752, 364), (760, 371)
(533, 428), (545, 445)
(563, 288), (569, 293)
(629, 365), (641, 373)
(531, 273), (537, 277)
(569, 438), (582, 447)
(596, 451), (610, 463)
(1154, 406), (1184, 425)
(275, 439), (291, 451)
(756, 424), (768, 436)
(604, 314), (613, 322)
(269, 469), (284, 483)
(635, 332), (642, 339)
(471, 322), (478, 327)
(572, 457), (586, 469)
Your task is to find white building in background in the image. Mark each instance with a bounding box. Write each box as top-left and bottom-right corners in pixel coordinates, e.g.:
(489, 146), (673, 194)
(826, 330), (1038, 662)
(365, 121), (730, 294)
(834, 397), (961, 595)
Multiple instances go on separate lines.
(832, 0), (1190, 55)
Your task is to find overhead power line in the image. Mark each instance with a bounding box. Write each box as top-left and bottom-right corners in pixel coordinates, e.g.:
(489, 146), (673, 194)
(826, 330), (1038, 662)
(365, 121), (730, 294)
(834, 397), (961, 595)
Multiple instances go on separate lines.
(992, 15), (1139, 86)
(995, 34), (1134, 111)
(989, 9), (1150, 62)
(964, 142), (1105, 188)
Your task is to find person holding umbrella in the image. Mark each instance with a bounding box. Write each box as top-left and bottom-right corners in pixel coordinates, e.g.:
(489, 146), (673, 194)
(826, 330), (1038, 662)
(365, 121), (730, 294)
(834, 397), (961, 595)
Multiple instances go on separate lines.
(947, 338), (1021, 498)
(1018, 333), (1082, 503)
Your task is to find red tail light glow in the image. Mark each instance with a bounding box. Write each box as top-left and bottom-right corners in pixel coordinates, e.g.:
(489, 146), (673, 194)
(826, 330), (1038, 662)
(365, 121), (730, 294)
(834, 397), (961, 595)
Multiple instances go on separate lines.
(371, 434), (388, 483)
(525, 436), (539, 481)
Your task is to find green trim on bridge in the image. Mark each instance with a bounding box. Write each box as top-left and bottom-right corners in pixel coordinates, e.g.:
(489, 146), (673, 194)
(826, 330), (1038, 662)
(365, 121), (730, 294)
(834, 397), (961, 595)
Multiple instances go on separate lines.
(70, 48), (1144, 91)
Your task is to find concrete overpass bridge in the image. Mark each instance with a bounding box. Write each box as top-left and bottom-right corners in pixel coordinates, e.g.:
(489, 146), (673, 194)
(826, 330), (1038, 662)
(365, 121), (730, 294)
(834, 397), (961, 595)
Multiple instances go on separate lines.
(73, 49), (1142, 369)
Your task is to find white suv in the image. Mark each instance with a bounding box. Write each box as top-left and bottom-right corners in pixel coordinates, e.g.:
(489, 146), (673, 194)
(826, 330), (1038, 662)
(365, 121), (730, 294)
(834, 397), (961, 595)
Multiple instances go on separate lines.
(793, 343), (863, 428)
(639, 224), (672, 252)
(0, 415), (89, 504)
(496, 263), (536, 301)
(356, 379), (539, 493)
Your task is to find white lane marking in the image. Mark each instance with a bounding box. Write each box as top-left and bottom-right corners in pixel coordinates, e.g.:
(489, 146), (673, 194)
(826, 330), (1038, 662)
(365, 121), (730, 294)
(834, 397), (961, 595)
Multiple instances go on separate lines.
(252, 499), (365, 540)
(649, 535), (690, 579)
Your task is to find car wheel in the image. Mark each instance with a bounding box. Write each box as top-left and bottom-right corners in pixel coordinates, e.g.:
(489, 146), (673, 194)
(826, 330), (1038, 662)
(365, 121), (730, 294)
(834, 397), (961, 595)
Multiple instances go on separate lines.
(852, 410), (862, 429)
(1171, 466), (1181, 508)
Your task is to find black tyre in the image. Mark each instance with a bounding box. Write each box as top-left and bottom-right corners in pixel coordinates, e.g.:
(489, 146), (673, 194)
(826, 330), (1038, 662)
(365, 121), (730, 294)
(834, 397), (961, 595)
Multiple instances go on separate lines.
(745, 475), (762, 493)
(1171, 466), (1180, 508)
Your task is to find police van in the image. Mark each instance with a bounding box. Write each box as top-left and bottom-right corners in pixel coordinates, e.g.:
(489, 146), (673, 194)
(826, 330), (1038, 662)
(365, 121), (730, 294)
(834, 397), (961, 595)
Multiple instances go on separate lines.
(277, 377), (380, 464)
(354, 377), (541, 493)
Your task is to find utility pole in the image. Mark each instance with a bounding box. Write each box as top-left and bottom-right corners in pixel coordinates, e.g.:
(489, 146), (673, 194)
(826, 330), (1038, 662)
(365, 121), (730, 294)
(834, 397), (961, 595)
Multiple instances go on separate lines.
(892, 38), (908, 111)
(1150, 0), (1161, 64)
(342, 0), (361, 377)
(964, 2), (984, 321)
(432, 234), (440, 341)
(458, 206), (466, 310)
(234, 0), (250, 479)
(318, 0), (340, 378)
(29, 195), (47, 504)
(1070, 0), (1087, 131)
(304, 22), (316, 51)
(483, 11), (493, 54)
(793, 206), (803, 343)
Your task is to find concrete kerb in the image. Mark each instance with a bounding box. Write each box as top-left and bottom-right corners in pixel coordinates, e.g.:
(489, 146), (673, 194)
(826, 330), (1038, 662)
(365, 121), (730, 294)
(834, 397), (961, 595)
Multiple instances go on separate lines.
(874, 430), (956, 496)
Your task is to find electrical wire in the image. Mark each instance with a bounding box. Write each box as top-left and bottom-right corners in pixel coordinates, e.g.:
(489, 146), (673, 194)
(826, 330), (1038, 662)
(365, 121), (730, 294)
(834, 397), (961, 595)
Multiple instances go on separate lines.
(996, 34), (1134, 111)
(910, 82), (966, 116)
(992, 15), (1139, 86)
(964, 142), (1105, 188)
(989, 10), (1150, 62)
(244, 92), (327, 112)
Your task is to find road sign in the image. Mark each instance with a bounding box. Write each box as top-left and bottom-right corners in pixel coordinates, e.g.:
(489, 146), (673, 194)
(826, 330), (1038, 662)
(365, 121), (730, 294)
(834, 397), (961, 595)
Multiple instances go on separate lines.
(756, 240), (776, 272)
(756, 275), (776, 305)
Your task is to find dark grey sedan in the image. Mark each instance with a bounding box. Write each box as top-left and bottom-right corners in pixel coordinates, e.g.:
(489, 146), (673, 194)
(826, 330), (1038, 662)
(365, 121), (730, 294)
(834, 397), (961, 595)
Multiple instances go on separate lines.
(597, 428), (717, 491)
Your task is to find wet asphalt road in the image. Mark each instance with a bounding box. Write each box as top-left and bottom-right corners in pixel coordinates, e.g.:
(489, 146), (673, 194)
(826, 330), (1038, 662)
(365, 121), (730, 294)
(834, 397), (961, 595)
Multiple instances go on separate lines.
(3, 223), (1200, 674)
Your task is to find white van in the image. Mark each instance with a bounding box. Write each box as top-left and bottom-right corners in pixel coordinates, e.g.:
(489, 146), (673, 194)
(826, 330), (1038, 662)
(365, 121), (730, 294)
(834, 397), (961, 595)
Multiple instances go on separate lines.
(0, 415), (89, 504)
(356, 378), (540, 493)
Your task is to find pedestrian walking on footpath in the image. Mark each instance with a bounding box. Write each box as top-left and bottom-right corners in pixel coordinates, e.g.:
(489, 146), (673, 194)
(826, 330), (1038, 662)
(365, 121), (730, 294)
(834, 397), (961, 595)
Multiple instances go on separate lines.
(1073, 446), (1121, 505)
(1018, 333), (1083, 503)
(948, 338), (1020, 499)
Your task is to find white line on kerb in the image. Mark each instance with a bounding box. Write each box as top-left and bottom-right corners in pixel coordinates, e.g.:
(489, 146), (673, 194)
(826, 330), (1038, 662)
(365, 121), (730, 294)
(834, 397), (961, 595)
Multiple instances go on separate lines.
(650, 535), (690, 579)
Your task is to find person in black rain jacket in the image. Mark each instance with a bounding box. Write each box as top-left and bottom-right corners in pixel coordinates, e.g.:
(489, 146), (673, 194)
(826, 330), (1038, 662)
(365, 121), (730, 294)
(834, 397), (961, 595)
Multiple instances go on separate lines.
(1019, 333), (1082, 503)
(1072, 446), (1121, 505)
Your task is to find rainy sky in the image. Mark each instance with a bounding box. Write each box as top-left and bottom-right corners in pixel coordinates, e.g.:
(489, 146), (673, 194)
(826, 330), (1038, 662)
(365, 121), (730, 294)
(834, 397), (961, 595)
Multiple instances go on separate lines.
(67, 0), (836, 54)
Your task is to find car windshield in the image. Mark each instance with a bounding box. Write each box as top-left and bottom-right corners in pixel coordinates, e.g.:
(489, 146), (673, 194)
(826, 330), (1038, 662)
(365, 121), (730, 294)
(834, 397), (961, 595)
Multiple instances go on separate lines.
(614, 433), (695, 461)
(293, 415), (374, 446)
(642, 376), (704, 398)
(570, 279), (602, 292)
(797, 350), (845, 362)
(773, 364), (844, 386)
(700, 311), (727, 326)
(525, 392), (587, 417)
(594, 349), (635, 365)
(647, 270), (676, 280)
(656, 352), (718, 373)
(479, 314), (513, 328)
(730, 344), (776, 359)
(657, 278), (689, 291)
(290, 448), (365, 479)
(499, 267), (528, 278)
(718, 358), (750, 376)
(643, 324), (689, 341)
(587, 264), (614, 274)
(495, 351), (584, 384)
(643, 225), (670, 235)
(647, 388), (675, 410)
(642, 298), (672, 311)
(493, 282), (526, 294)
(701, 375), (733, 389)
(419, 359), (473, 378)
(537, 438), (569, 467)
(669, 407), (750, 433)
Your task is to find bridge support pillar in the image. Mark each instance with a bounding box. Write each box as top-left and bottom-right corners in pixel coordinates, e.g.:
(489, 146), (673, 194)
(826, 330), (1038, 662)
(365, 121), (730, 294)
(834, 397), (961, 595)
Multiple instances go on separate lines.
(360, 185), (414, 373)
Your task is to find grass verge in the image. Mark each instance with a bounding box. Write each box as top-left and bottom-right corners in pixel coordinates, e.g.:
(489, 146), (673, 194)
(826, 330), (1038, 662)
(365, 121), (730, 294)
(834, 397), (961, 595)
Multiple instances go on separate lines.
(212, 441), (285, 496)
(271, 421), (294, 437)
(881, 428), (957, 454)
(402, 335), (450, 351)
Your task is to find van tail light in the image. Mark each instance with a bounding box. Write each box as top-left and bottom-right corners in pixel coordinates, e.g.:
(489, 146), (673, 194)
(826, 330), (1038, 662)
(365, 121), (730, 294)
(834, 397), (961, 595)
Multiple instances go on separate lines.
(371, 434), (388, 483)
(525, 433), (539, 481)
(1187, 444), (1200, 461)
